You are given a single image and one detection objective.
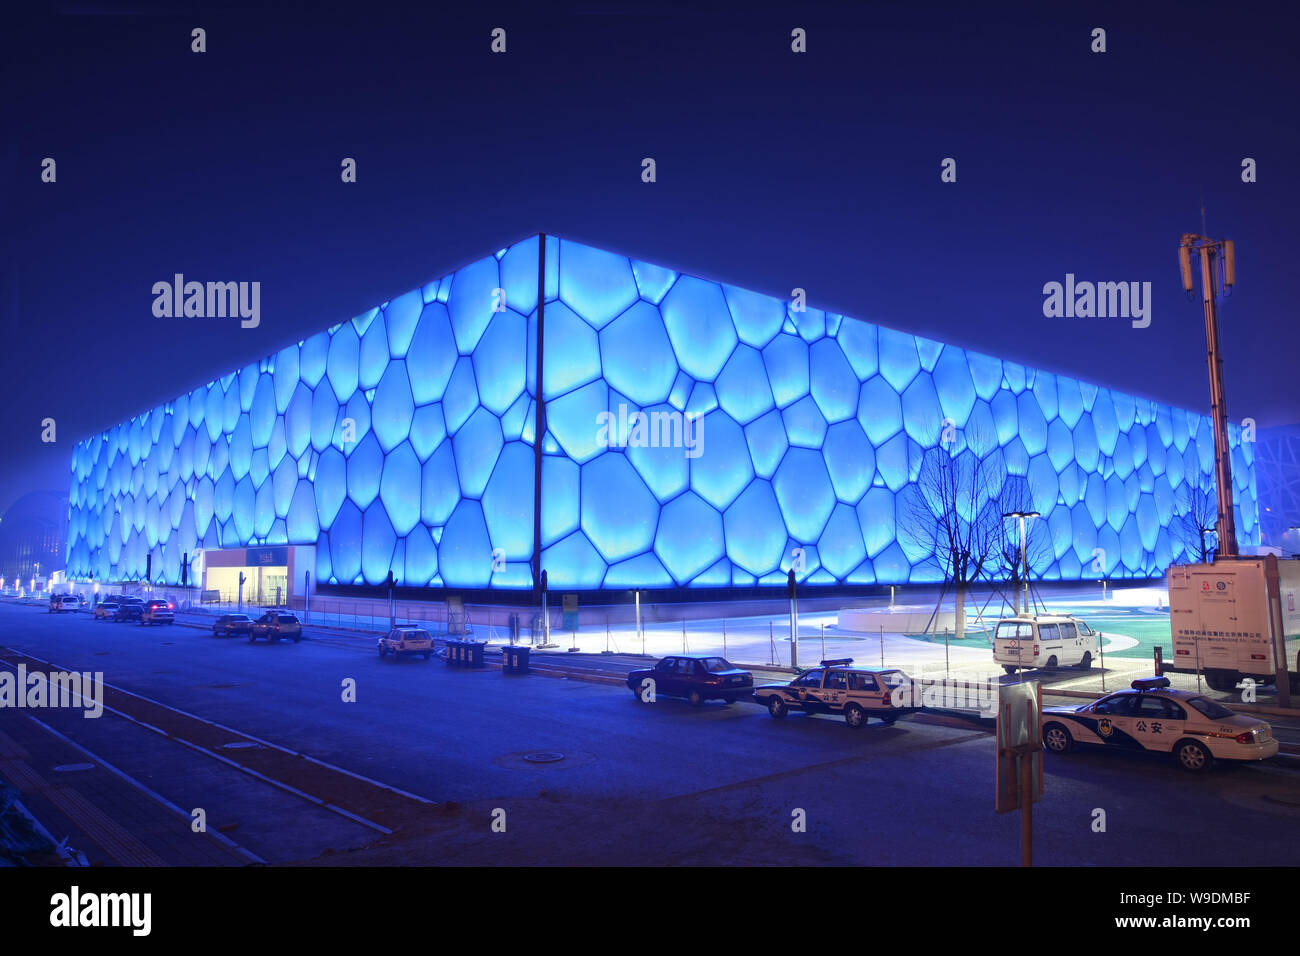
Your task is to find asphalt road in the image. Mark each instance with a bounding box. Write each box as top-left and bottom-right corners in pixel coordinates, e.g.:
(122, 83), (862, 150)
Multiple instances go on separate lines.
(2, 603), (1297, 866)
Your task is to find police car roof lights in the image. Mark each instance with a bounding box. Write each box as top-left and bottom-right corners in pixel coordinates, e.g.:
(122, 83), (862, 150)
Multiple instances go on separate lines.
(820, 658), (854, 667)
(1131, 676), (1171, 691)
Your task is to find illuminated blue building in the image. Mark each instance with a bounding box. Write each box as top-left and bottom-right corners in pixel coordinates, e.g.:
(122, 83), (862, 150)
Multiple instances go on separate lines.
(65, 234), (1259, 596)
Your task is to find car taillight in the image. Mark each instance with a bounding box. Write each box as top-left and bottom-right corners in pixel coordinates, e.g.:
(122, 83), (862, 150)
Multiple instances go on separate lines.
(1175, 649), (1190, 656)
(1033, 645), (1039, 656)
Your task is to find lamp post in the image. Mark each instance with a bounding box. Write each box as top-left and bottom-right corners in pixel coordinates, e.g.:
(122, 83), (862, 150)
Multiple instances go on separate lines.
(1003, 511), (1040, 615)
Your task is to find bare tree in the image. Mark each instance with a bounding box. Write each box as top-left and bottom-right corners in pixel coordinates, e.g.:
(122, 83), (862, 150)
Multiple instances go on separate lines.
(900, 422), (1004, 641)
(1175, 483), (1218, 563)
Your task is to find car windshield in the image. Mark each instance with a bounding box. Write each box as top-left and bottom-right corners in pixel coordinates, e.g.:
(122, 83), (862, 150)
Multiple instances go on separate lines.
(1185, 696), (1235, 720)
(278, 615), (297, 623)
(700, 658), (733, 672)
(403, 629), (430, 640)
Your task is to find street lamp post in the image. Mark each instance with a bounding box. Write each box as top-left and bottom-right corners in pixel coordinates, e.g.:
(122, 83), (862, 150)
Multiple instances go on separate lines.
(1003, 511), (1040, 615)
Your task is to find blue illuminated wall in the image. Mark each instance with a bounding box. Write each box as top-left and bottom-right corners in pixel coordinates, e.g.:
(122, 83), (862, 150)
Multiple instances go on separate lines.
(66, 234), (1259, 590)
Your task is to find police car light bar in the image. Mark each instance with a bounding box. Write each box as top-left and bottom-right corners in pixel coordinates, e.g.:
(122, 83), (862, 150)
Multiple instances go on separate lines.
(1131, 676), (1171, 691)
(820, 658), (854, 667)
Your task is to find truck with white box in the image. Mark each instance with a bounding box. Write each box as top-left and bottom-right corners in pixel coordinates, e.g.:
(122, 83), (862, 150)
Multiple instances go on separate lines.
(1165, 557), (1300, 694)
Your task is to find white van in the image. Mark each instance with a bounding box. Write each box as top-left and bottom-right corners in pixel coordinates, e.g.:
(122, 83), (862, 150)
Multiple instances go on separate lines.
(48, 593), (82, 613)
(993, 614), (1098, 674)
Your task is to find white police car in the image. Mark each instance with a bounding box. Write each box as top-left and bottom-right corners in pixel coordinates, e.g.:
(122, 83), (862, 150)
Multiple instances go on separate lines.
(752, 658), (916, 728)
(1041, 677), (1279, 772)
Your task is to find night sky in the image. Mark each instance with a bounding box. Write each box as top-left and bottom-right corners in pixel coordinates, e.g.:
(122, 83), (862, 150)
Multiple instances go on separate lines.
(3, 0), (1296, 520)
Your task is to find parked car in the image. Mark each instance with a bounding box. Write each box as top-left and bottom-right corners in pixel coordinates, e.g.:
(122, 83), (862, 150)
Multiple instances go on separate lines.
(48, 594), (82, 613)
(140, 599), (175, 625)
(378, 627), (434, 660)
(113, 600), (144, 622)
(1042, 676), (1278, 772)
(212, 614), (254, 638)
(752, 659), (916, 728)
(993, 614), (1099, 674)
(249, 611), (302, 643)
(626, 654), (754, 706)
(93, 602), (120, 621)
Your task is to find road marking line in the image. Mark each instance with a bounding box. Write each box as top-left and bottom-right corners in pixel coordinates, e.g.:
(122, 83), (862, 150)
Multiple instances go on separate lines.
(23, 713), (265, 864)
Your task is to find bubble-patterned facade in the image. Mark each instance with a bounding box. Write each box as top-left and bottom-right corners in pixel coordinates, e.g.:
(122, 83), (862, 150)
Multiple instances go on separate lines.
(66, 234), (1259, 590)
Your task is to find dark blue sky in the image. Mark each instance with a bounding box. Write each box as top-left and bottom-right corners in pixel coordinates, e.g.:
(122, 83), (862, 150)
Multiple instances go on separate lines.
(3, 0), (1297, 516)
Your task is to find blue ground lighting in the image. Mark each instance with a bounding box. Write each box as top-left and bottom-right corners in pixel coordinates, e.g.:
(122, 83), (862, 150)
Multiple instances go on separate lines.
(65, 235), (1259, 590)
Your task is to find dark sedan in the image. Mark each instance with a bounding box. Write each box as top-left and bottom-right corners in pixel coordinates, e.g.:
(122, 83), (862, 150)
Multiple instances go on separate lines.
(212, 613), (254, 638)
(113, 601), (144, 622)
(627, 654), (753, 706)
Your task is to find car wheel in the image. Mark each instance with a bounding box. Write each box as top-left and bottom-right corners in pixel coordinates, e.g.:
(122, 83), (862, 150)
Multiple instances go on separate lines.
(844, 703), (866, 729)
(378, 645), (386, 657)
(767, 696), (788, 719)
(1003, 665), (1019, 675)
(1176, 739), (1214, 772)
(1077, 652), (1092, 670)
(423, 652), (431, 660)
(248, 633), (257, 643)
(292, 635), (301, 643)
(688, 689), (704, 707)
(881, 713), (899, 725)
(1045, 655), (1058, 672)
(1043, 722), (1073, 753)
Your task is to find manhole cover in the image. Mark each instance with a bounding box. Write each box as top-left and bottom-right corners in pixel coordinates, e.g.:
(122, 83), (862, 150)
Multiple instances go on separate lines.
(52, 763), (95, 773)
(221, 741), (263, 751)
(523, 752), (565, 764)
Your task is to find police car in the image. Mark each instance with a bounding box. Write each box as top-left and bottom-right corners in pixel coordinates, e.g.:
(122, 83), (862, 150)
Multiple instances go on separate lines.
(1041, 676), (1279, 772)
(751, 659), (916, 728)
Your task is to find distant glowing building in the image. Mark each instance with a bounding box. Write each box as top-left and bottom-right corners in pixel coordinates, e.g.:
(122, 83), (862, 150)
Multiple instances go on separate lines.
(65, 234), (1259, 597)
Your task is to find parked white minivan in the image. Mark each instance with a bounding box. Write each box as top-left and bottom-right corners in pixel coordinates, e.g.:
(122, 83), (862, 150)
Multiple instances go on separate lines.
(993, 614), (1099, 674)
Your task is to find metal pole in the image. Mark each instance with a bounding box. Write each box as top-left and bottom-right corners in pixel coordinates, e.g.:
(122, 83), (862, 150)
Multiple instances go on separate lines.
(1265, 554), (1292, 708)
(635, 590), (642, 649)
(682, 619), (687, 653)
(1194, 238), (1237, 557)
(1099, 631), (1106, 692)
(722, 618), (727, 658)
(1021, 694), (1036, 867)
(820, 621), (825, 660)
(880, 625), (885, 667)
(532, 233), (548, 597)
(1019, 515), (1028, 616)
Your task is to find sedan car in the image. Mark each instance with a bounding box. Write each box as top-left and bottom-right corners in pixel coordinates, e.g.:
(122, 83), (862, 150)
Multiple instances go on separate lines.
(212, 613), (254, 638)
(93, 602), (120, 621)
(627, 654), (754, 706)
(140, 599), (175, 625)
(1041, 676), (1279, 772)
(378, 627), (434, 660)
(752, 659), (915, 728)
(249, 611), (302, 643)
(112, 600), (144, 622)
